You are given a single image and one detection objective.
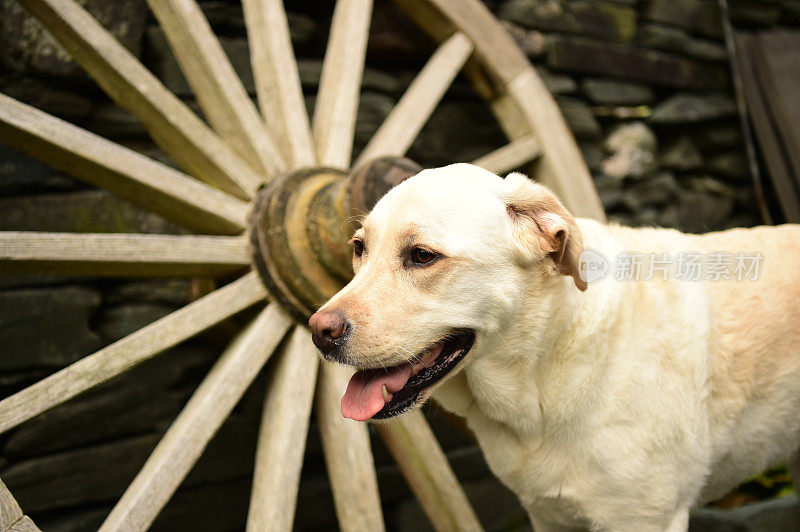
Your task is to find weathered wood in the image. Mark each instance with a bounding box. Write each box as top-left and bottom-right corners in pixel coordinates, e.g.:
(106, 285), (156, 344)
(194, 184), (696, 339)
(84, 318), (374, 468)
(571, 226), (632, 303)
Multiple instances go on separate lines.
(502, 70), (606, 221)
(246, 328), (318, 531)
(17, 0), (263, 198)
(0, 93), (249, 235)
(316, 364), (385, 531)
(392, 0), (498, 100)
(100, 304), (293, 532)
(8, 516), (41, 532)
(751, 30), (800, 192)
(717, 0), (770, 224)
(0, 272), (267, 435)
(0, 233), (250, 276)
(0, 3), (613, 529)
(243, 0), (315, 167)
(249, 168), (351, 322)
(0, 481), (41, 532)
(0, 479), (23, 530)
(312, 0), (373, 168)
(354, 32), (473, 167)
(398, 0), (528, 86)
(395, 0), (603, 221)
(471, 135), (541, 176)
(146, 0), (284, 178)
(378, 411), (482, 532)
(735, 33), (800, 222)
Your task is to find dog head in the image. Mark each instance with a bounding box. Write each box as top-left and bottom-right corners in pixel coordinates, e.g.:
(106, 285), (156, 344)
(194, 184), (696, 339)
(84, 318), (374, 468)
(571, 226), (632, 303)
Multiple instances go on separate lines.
(309, 163), (585, 421)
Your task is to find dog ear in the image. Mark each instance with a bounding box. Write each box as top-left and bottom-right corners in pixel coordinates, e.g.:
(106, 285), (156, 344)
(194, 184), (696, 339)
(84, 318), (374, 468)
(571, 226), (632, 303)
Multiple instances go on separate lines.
(501, 172), (587, 291)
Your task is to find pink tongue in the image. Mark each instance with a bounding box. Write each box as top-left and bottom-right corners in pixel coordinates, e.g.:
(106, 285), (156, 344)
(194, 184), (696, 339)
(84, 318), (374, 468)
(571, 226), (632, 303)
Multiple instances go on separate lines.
(341, 364), (413, 421)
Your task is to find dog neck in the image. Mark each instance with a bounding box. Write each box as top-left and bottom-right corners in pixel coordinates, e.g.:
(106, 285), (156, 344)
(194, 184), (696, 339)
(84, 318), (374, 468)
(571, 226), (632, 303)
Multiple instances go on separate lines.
(435, 267), (620, 444)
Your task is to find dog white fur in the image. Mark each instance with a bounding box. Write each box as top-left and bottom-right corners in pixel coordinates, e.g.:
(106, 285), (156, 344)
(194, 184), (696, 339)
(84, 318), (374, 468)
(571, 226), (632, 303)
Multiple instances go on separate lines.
(316, 163), (800, 531)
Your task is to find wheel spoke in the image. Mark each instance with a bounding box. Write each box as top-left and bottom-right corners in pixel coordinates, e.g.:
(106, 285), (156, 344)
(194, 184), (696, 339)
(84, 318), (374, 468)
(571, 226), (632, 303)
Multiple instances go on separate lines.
(0, 496), (41, 532)
(0, 272), (267, 435)
(312, 0), (373, 168)
(377, 411), (482, 532)
(17, 0), (263, 198)
(315, 364), (385, 531)
(0, 93), (249, 235)
(503, 71), (606, 220)
(354, 32), (473, 167)
(246, 328), (318, 531)
(397, 0), (604, 220)
(100, 304), (293, 532)
(243, 0), (316, 168)
(146, 0), (284, 177)
(0, 233), (249, 277)
(471, 134), (541, 176)
(1, 478), (23, 529)
(4, 516), (41, 532)
(404, 0), (529, 85)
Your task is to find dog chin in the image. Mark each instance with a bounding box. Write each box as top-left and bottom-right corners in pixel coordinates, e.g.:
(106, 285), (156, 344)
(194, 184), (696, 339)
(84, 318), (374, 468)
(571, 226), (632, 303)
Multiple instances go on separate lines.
(339, 329), (476, 421)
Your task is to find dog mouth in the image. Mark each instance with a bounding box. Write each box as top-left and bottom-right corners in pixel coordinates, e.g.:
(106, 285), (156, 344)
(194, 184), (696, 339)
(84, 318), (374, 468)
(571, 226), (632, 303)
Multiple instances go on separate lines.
(340, 329), (475, 421)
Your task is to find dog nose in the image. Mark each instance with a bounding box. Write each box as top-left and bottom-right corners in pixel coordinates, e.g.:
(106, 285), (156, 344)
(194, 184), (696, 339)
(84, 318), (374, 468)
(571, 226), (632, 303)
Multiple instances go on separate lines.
(308, 310), (350, 355)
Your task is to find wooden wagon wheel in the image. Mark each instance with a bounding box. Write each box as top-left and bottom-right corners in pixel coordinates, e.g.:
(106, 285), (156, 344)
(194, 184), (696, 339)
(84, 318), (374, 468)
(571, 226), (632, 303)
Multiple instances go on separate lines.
(0, 0), (605, 530)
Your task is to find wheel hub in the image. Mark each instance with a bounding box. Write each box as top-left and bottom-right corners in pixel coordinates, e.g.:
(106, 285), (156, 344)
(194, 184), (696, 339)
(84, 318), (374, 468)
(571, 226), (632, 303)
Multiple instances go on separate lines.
(249, 156), (422, 322)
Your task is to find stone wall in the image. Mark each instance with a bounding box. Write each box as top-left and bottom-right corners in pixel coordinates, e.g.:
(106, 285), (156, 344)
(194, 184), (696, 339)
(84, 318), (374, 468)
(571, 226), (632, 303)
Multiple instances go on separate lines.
(499, 0), (782, 233)
(0, 0), (795, 530)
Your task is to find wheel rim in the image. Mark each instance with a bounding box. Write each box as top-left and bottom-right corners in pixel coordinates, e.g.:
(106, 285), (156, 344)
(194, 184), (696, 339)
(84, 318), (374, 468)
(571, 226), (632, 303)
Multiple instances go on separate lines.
(0, 0), (603, 530)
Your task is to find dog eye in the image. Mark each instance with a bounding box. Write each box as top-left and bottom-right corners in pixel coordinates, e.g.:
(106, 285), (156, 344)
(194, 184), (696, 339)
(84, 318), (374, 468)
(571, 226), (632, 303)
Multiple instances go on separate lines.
(410, 247), (437, 265)
(352, 238), (364, 257)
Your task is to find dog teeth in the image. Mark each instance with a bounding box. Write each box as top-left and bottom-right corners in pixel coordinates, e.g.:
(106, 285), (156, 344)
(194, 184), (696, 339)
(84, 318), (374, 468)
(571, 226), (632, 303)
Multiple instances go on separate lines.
(382, 385), (390, 402)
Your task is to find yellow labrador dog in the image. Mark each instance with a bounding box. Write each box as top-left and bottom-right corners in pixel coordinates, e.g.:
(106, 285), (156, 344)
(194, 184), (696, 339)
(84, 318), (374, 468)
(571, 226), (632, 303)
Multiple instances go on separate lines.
(308, 163), (800, 531)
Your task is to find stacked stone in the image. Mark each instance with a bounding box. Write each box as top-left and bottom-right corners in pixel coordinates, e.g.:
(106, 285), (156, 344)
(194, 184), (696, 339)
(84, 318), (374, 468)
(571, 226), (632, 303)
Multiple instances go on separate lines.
(497, 0), (800, 233)
(0, 0), (798, 530)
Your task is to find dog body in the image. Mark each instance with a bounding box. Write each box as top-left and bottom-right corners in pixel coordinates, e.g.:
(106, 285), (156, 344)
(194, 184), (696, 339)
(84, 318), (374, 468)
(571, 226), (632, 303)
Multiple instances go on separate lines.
(309, 164), (800, 531)
(434, 216), (800, 531)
